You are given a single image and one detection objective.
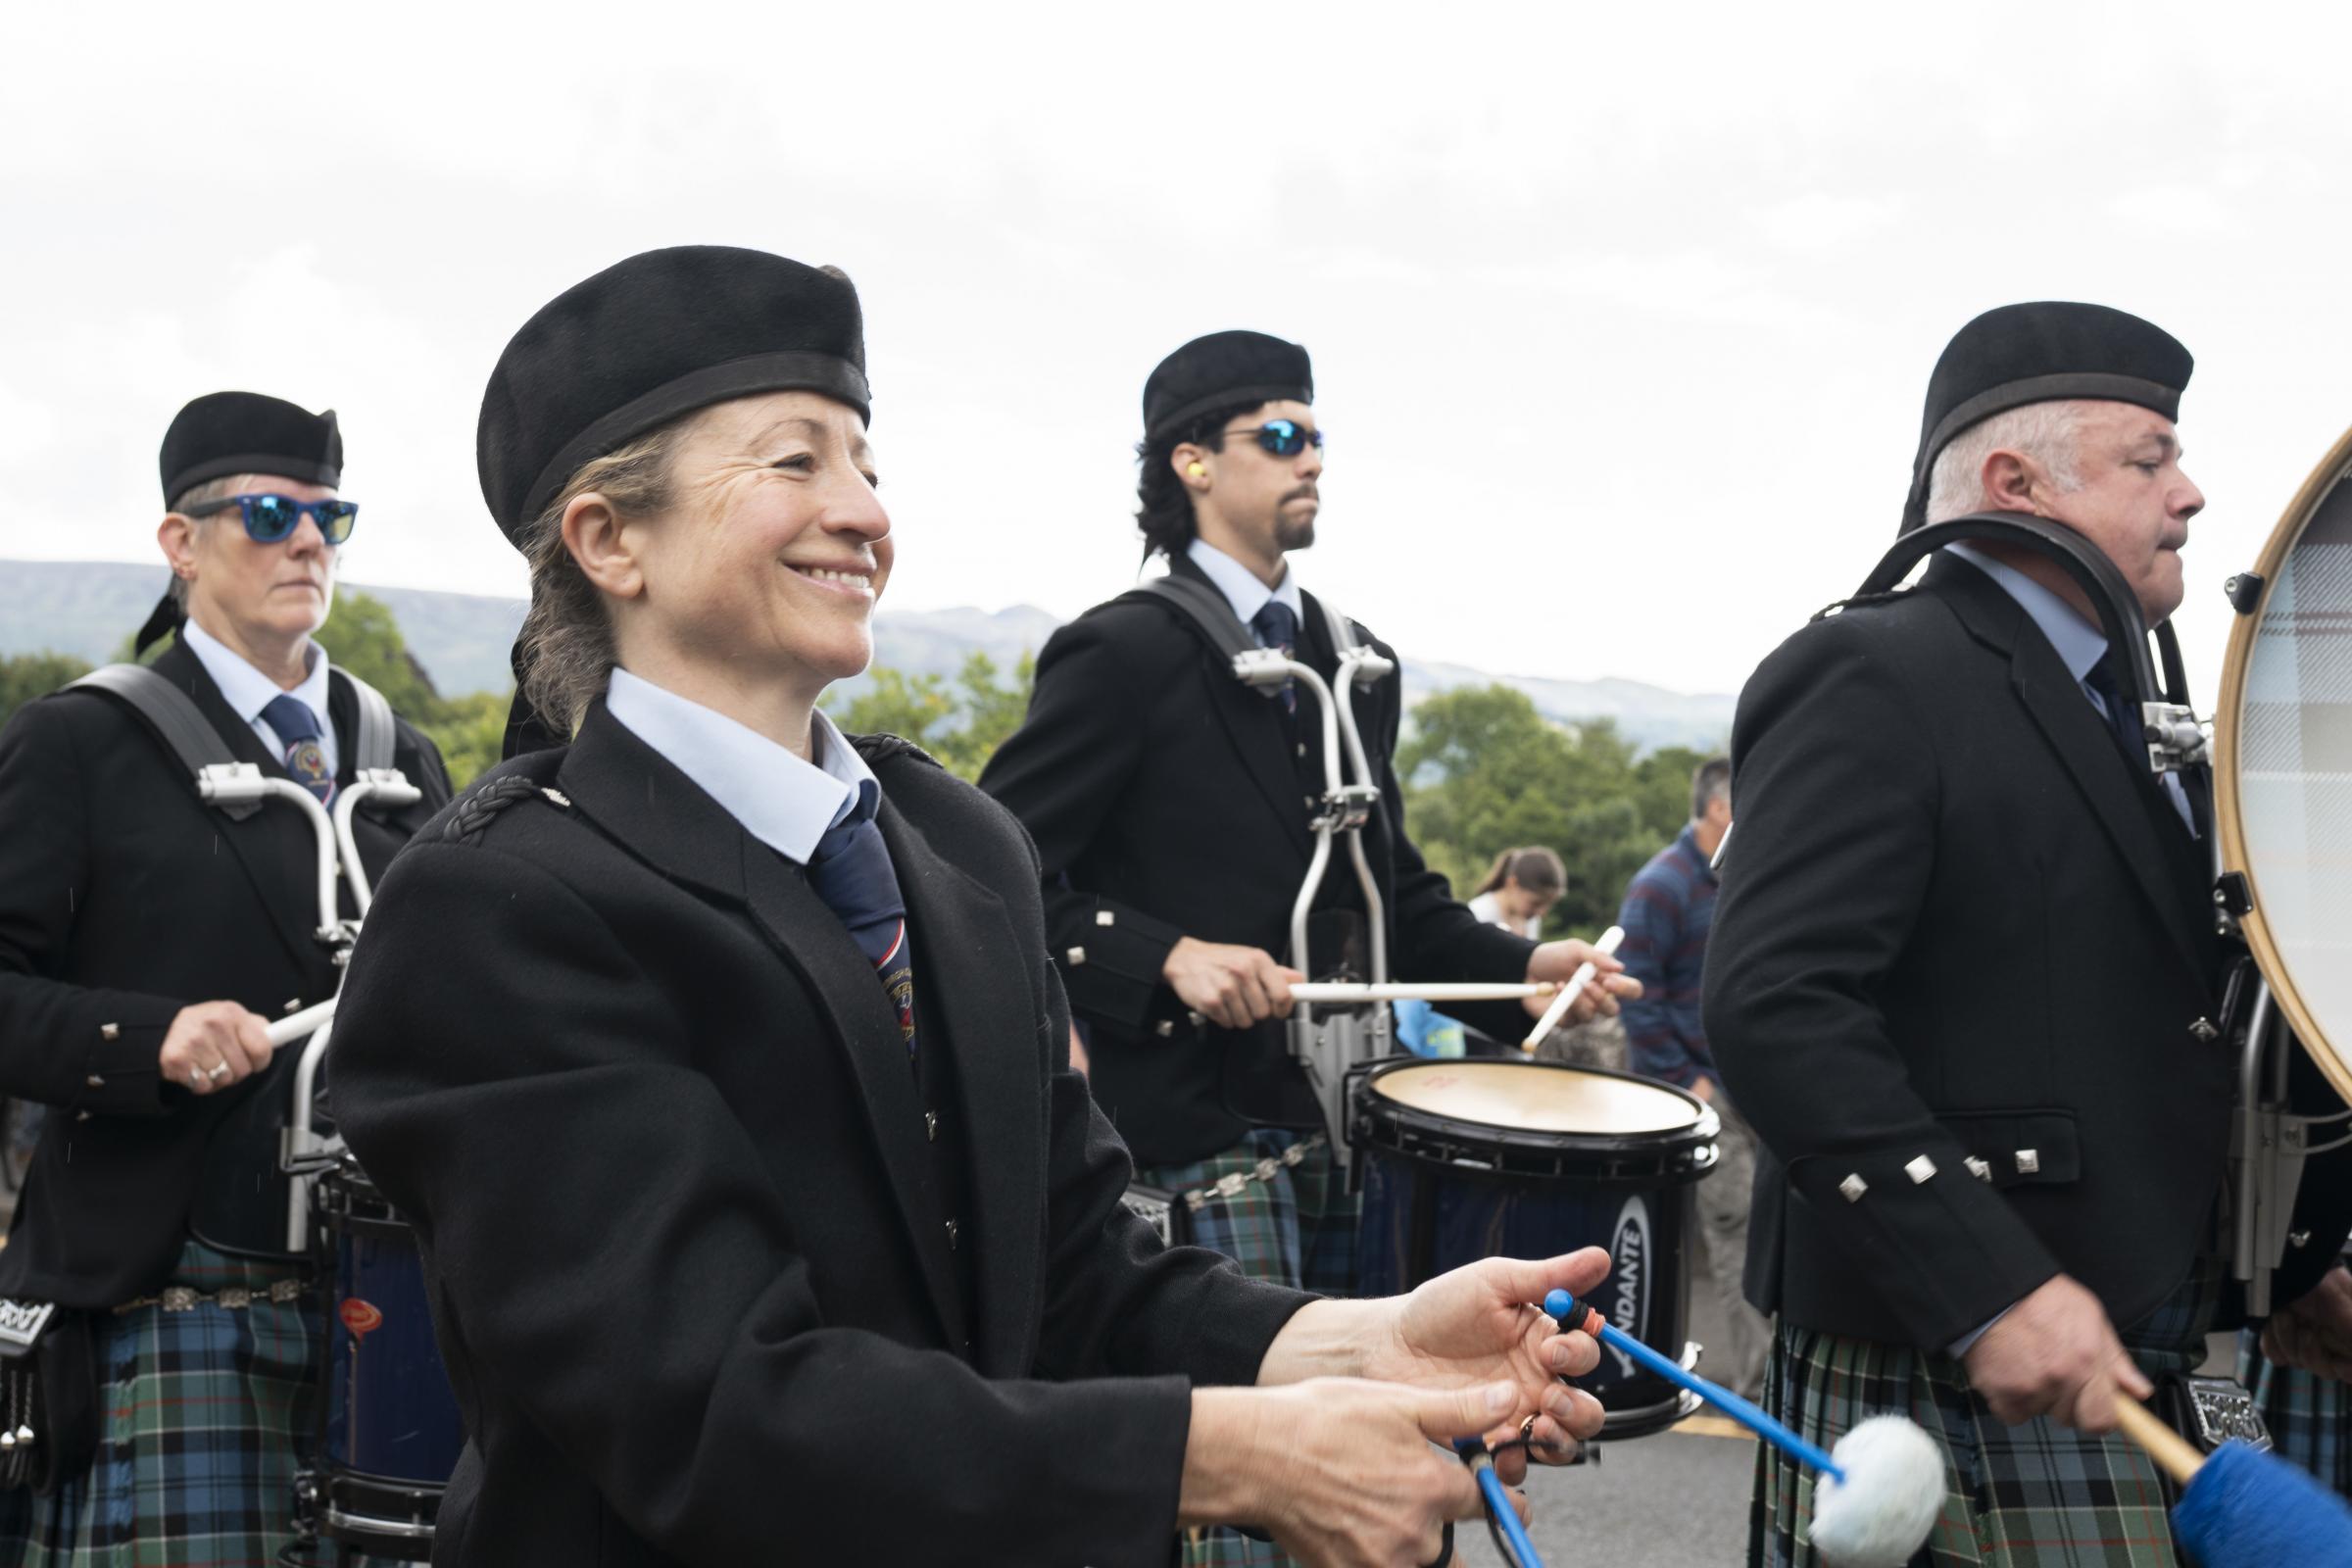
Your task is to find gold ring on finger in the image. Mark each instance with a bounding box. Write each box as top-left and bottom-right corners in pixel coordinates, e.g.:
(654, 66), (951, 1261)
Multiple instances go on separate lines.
(1520, 1413), (1539, 1444)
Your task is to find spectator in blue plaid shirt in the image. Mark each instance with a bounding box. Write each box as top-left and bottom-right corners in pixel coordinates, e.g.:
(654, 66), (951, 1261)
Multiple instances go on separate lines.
(1616, 757), (1769, 1396)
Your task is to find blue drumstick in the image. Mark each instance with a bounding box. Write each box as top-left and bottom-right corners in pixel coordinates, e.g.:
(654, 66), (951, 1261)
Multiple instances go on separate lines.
(1544, 1288), (1844, 1481)
(1544, 1289), (1943, 1565)
(1452, 1439), (1545, 1568)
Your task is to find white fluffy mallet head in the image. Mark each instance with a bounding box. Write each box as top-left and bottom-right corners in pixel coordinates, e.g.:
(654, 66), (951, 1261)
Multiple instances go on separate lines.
(1808, 1414), (1943, 1567)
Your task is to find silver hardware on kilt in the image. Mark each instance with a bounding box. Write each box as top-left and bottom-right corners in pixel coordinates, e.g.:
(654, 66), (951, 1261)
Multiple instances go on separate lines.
(1179, 1133), (1327, 1214)
(0, 1300), (54, 1355)
(114, 1278), (306, 1315)
(2180, 1375), (2272, 1453)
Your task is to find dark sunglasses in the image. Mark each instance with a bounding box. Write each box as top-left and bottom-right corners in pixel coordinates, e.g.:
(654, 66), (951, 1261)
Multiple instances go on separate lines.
(182, 493), (360, 546)
(1224, 418), (1325, 457)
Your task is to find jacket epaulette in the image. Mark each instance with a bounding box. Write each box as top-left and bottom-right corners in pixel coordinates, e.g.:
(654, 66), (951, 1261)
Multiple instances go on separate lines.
(443, 767), (570, 846)
(851, 733), (941, 771)
(1810, 590), (1912, 622)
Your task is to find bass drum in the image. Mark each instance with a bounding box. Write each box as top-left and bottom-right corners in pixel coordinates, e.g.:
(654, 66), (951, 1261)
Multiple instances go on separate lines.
(1351, 1058), (1719, 1439)
(2218, 420), (2352, 1107)
(308, 1152), (465, 1563)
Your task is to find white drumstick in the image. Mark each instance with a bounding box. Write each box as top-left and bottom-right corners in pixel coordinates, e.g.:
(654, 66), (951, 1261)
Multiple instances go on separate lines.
(267, 997), (338, 1048)
(1518, 925), (1625, 1053)
(1286, 981), (1556, 1004)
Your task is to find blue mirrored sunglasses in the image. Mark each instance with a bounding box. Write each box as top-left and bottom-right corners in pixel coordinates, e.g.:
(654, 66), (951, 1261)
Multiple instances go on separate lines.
(1225, 418), (1324, 457)
(182, 492), (359, 545)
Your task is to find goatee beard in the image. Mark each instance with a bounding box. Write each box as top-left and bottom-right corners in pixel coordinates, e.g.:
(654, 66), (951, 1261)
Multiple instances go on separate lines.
(1274, 517), (1316, 553)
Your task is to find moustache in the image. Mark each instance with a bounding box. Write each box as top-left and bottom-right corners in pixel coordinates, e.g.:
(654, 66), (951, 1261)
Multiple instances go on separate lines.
(1283, 486), (1320, 505)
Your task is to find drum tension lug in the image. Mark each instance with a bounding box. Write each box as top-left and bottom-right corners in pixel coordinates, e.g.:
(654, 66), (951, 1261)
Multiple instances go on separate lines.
(2213, 871), (2253, 919)
(2224, 571), (2265, 614)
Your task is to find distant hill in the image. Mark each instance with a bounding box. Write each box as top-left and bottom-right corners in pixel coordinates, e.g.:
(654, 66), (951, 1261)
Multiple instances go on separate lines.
(0, 560), (1733, 753)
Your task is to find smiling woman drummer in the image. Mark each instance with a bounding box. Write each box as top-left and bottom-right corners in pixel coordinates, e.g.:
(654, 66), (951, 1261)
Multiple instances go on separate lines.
(326, 246), (1612, 1567)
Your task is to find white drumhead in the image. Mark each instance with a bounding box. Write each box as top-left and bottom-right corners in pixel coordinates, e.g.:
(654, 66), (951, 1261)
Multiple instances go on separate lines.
(2220, 423), (2352, 1101)
(1370, 1060), (1702, 1135)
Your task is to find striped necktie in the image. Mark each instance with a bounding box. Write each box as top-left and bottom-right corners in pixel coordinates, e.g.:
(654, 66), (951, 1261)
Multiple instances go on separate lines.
(807, 808), (918, 1061)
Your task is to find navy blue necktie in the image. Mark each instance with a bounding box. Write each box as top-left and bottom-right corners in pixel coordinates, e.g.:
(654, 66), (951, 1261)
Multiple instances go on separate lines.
(2082, 662), (2146, 767)
(261, 694), (334, 805)
(1250, 601), (1299, 716)
(807, 808), (918, 1060)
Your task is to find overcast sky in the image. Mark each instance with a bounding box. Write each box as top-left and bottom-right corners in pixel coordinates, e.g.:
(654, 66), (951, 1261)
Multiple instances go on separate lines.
(7, 3), (2347, 703)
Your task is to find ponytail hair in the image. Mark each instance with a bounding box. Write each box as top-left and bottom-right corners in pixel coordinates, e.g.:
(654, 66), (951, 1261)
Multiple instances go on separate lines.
(1474, 846), (1565, 898)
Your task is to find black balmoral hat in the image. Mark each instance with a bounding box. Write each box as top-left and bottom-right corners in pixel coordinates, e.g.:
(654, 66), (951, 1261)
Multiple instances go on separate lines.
(160, 391), (341, 506)
(1901, 301), (2191, 534)
(1143, 330), (1313, 442)
(477, 245), (869, 543)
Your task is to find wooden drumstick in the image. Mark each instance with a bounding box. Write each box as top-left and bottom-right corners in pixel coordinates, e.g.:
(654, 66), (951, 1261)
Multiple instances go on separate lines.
(2111, 1395), (2206, 1485)
(1519, 926), (1625, 1054)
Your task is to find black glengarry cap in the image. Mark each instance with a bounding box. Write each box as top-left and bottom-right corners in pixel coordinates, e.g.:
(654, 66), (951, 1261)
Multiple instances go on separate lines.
(1902, 301), (2191, 534)
(1143, 329), (1313, 441)
(160, 391), (341, 506)
(477, 245), (870, 543)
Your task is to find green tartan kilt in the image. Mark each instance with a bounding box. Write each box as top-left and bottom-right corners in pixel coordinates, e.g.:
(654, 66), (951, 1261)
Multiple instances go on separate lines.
(1752, 1261), (2224, 1568)
(1136, 1128), (1359, 1568)
(0, 1238), (401, 1568)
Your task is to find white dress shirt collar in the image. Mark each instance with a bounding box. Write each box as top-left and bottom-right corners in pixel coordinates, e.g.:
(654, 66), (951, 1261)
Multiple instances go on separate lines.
(1944, 542), (2108, 684)
(604, 667), (877, 865)
(1187, 538), (1305, 630)
(181, 616), (333, 733)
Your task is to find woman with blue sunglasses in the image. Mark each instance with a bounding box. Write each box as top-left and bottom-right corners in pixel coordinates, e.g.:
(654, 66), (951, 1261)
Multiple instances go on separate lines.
(0, 392), (451, 1565)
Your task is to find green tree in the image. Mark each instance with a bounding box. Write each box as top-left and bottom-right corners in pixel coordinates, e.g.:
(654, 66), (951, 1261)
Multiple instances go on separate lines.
(1396, 685), (1699, 939)
(313, 591), (444, 716)
(421, 690), (512, 793)
(833, 666), (956, 751)
(0, 653), (95, 731)
(829, 653), (1037, 783)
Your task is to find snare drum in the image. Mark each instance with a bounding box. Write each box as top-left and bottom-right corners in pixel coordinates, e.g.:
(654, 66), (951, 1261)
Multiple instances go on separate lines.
(1352, 1058), (1719, 1438)
(310, 1154), (464, 1561)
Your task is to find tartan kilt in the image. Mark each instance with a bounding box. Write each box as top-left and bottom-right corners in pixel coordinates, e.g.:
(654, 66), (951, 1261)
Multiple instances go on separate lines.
(0, 1237), (362, 1568)
(1752, 1260), (2225, 1568)
(1135, 1128), (1359, 1568)
(2237, 1329), (2352, 1494)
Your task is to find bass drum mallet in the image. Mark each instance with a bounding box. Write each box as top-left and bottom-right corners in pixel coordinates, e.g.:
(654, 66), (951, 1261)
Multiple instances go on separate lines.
(1544, 1289), (1940, 1566)
(2110, 1394), (2352, 1567)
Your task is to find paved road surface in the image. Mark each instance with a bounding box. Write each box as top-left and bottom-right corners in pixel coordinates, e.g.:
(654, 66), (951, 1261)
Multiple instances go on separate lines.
(1461, 1264), (1757, 1566)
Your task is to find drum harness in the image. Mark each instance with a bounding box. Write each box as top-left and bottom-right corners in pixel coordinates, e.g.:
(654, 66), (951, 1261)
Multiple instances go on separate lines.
(1130, 577), (1547, 1196)
(0, 666), (415, 1494)
(1802, 514), (2351, 1324)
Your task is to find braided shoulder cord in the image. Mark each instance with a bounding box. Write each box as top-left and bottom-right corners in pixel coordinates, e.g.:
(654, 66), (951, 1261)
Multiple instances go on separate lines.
(441, 774), (552, 846)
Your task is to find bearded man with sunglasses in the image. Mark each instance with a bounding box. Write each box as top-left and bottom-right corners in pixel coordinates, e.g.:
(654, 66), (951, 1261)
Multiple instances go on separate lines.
(0, 392), (449, 1562)
(982, 335), (1626, 1566)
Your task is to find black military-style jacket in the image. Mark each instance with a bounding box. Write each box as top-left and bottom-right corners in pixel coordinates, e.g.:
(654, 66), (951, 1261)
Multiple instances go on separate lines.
(979, 551), (1534, 1166)
(331, 702), (1309, 1567)
(0, 639), (449, 1306)
(1708, 555), (2348, 1348)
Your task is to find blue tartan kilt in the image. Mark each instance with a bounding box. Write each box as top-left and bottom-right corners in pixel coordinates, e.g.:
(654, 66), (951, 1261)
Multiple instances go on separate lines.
(1135, 1129), (1359, 1568)
(0, 1238), (356, 1568)
(1752, 1259), (2225, 1568)
(2238, 1329), (2352, 1494)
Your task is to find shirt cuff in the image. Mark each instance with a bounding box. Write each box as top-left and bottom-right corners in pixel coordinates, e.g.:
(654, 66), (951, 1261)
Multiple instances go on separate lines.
(1945, 1303), (2016, 1360)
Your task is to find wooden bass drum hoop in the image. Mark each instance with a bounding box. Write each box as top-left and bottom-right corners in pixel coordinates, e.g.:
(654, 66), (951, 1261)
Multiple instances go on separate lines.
(2216, 417), (2352, 1106)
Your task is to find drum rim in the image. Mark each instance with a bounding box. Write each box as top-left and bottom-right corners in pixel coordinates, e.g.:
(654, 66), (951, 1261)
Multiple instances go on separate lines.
(1355, 1056), (1721, 1155)
(2215, 418), (2352, 1106)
